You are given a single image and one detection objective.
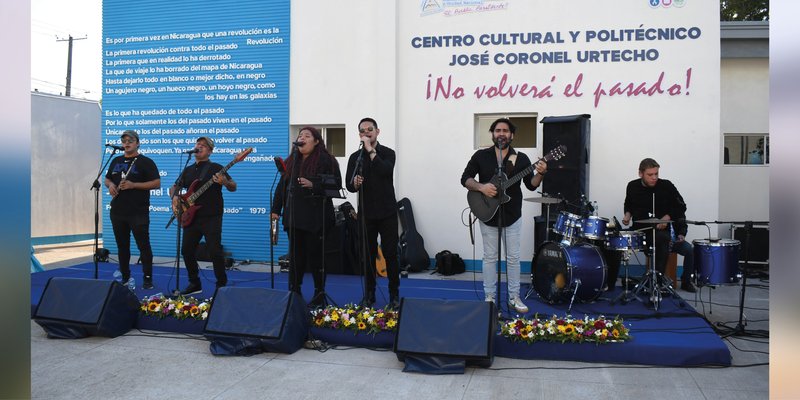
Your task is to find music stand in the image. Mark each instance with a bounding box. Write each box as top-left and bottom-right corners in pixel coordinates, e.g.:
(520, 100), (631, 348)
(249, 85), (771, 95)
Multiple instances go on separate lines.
(307, 174), (345, 308)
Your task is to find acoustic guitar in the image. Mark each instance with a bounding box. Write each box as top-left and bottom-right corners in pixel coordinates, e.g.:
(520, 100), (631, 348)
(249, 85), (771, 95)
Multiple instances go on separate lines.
(467, 145), (566, 222)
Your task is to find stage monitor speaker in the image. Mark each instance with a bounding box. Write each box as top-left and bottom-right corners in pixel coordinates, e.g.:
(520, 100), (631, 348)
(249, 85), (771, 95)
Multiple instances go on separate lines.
(33, 277), (140, 339)
(541, 114), (590, 203)
(204, 287), (308, 355)
(394, 298), (496, 373)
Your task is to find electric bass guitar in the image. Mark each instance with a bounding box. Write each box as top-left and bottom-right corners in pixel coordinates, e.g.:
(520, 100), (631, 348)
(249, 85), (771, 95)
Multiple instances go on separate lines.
(168, 147), (252, 228)
(467, 145), (566, 222)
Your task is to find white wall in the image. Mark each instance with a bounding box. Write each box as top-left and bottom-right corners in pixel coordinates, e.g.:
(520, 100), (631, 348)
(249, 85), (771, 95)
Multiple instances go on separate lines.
(31, 92), (101, 239)
(290, 1), (721, 269)
(719, 58), (769, 232)
(290, 0), (397, 210)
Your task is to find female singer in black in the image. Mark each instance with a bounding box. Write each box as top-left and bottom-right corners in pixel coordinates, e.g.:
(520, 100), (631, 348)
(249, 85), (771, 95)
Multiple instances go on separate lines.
(271, 127), (341, 307)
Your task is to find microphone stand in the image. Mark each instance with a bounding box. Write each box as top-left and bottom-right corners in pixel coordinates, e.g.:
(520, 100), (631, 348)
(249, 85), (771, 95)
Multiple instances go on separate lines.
(166, 154), (193, 297)
(495, 145), (506, 315)
(349, 146), (372, 307)
(710, 219), (769, 338)
(286, 144), (301, 297)
(90, 147), (119, 279)
(268, 168), (281, 289)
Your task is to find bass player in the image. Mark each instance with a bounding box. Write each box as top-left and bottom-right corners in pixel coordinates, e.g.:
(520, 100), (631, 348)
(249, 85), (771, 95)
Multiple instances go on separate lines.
(170, 136), (237, 295)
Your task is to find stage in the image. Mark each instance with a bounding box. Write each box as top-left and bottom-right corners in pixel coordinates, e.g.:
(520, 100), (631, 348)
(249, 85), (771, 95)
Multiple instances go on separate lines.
(31, 262), (731, 367)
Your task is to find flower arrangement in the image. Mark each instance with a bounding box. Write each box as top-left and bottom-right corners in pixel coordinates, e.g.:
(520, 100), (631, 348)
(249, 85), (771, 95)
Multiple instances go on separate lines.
(500, 314), (631, 344)
(140, 294), (212, 321)
(310, 304), (398, 336)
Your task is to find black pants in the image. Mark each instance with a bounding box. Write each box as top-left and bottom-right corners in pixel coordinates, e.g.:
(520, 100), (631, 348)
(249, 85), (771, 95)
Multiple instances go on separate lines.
(363, 213), (400, 299)
(110, 212), (153, 280)
(288, 228), (325, 295)
(181, 214), (227, 286)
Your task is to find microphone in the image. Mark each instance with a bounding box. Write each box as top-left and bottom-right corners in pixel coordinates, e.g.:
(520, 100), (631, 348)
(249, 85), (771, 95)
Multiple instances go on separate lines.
(685, 219), (706, 225)
(292, 140), (305, 147)
(183, 148), (199, 154)
(274, 156), (286, 174)
(105, 144), (124, 151)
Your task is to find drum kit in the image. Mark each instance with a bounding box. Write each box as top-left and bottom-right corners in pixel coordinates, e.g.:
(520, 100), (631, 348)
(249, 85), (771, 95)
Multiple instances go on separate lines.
(523, 195), (748, 312)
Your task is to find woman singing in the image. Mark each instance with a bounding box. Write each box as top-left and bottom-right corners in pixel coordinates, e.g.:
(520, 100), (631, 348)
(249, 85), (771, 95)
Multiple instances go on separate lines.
(271, 127), (342, 307)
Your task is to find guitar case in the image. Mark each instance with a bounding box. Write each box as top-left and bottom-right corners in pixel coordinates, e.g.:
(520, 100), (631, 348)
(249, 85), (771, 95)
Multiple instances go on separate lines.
(397, 197), (430, 272)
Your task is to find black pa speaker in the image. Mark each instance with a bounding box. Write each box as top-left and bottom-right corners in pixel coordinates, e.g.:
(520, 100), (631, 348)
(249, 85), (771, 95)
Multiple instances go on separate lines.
(204, 287), (309, 355)
(33, 277), (140, 339)
(541, 114), (591, 203)
(394, 298), (496, 373)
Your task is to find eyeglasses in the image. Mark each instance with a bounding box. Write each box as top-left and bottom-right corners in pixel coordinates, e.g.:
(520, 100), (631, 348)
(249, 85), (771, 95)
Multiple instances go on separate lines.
(121, 139), (136, 144)
(358, 126), (375, 134)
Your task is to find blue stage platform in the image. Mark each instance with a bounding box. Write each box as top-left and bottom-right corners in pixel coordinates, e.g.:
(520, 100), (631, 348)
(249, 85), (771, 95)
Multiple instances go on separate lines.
(31, 262), (731, 366)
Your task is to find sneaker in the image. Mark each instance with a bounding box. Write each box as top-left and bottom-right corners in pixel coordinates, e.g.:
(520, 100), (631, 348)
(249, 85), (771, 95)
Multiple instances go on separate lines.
(142, 277), (154, 290)
(180, 282), (202, 296)
(484, 294), (496, 303)
(681, 281), (697, 293)
(509, 296), (529, 314)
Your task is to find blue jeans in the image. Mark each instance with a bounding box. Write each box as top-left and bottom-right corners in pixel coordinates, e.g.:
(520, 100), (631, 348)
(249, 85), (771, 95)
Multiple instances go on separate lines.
(479, 218), (522, 298)
(672, 240), (694, 281)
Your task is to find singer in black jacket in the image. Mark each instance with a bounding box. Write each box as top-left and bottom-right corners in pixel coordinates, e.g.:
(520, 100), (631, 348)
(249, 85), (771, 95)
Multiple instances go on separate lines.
(344, 117), (400, 310)
(622, 158), (694, 291)
(271, 127), (342, 307)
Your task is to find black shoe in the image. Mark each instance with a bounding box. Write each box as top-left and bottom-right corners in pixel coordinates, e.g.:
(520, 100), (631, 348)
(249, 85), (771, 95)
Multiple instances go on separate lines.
(309, 292), (326, 309)
(180, 282), (202, 296)
(142, 277), (154, 290)
(386, 298), (400, 311)
(359, 297), (375, 309)
(681, 281), (697, 293)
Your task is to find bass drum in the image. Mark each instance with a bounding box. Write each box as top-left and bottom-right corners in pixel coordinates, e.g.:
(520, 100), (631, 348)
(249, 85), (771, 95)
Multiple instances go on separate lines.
(532, 242), (607, 303)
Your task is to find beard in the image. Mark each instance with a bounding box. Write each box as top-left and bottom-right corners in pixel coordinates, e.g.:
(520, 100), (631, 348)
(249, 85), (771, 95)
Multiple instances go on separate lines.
(493, 137), (511, 150)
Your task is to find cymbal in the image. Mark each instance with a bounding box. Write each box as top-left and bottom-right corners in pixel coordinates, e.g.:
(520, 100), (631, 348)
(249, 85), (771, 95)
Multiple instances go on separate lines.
(524, 197), (562, 204)
(637, 218), (673, 224)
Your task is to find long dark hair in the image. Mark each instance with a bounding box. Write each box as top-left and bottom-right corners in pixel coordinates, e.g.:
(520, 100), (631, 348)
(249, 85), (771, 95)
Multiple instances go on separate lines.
(285, 126), (333, 178)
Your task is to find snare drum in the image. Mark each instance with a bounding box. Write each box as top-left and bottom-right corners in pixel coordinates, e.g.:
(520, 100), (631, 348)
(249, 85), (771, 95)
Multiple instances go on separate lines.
(581, 216), (609, 240)
(693, 239), (741, 285)
(552, 212), (582, 244)
(532, 241), (607, 303)
(606, 231), (646, 251)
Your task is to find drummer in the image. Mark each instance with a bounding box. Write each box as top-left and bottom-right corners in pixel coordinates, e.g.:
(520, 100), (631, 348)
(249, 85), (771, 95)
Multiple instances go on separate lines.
(621, 158), (696, 292)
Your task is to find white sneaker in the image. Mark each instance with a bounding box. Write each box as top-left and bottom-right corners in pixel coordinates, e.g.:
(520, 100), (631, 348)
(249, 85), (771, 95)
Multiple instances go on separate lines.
(509, 296), (529, 314)
(484, 294), (495, 303)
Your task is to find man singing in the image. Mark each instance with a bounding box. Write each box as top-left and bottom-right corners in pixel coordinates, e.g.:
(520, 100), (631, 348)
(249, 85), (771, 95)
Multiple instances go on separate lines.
(105, 130), (160, 290)
(345, 117), (401, 310)
(461, 118), (547, 313)
(171, 137), (236, 295)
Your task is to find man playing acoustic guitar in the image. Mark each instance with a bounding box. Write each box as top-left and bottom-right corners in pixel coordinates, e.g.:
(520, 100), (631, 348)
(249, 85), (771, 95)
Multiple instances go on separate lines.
(461, 118), (547, 314)
(171, 136), (237, 295)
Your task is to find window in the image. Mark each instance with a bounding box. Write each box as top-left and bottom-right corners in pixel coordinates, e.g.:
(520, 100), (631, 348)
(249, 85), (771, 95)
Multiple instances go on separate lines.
(723, 134), (769, 165)
(290, 125), (346, 157)
(474, 113), (538, 149)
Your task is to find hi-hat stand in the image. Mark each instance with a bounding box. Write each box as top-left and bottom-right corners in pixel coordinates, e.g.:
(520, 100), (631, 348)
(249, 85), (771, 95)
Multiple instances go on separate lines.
(629, 218), (684, 310)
